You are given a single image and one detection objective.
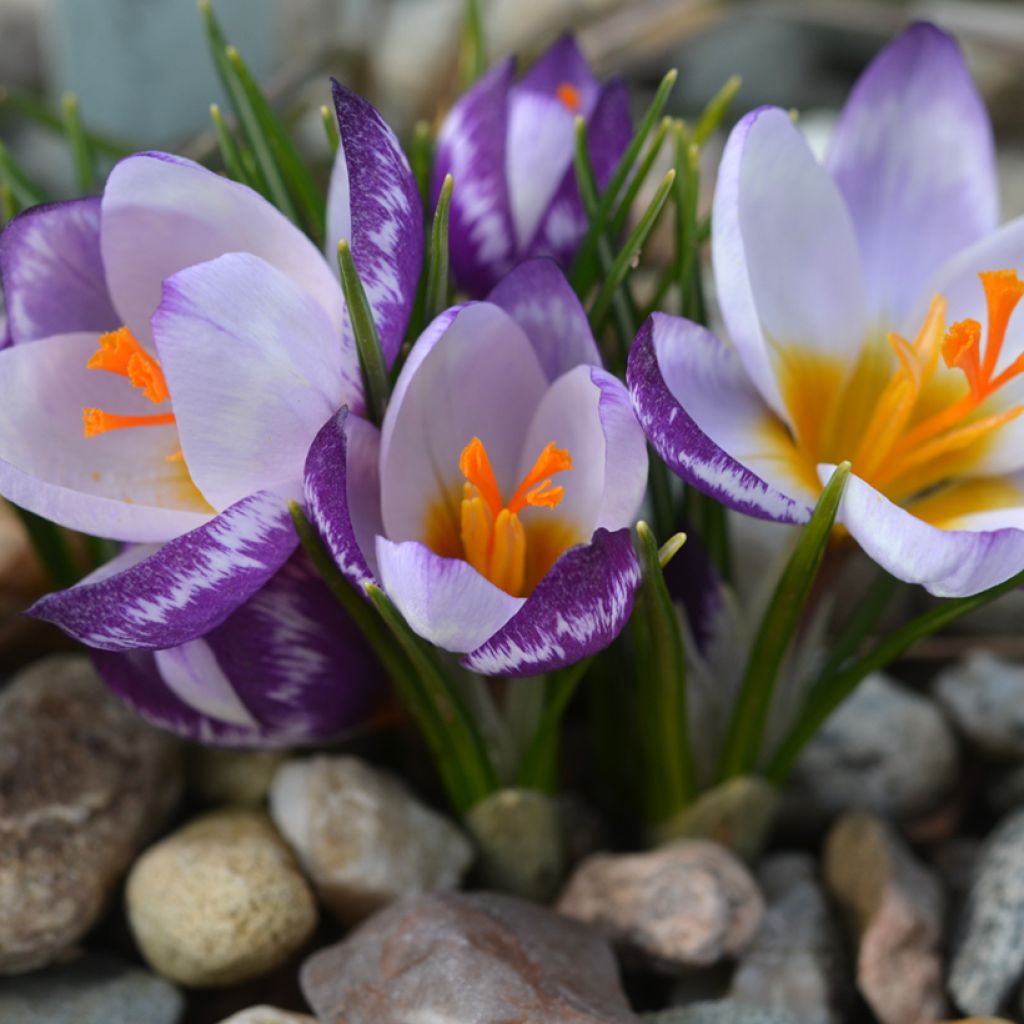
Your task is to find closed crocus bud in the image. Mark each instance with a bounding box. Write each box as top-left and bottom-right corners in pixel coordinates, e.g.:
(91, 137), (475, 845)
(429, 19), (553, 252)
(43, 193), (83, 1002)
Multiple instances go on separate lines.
(433, 36), (632, 296)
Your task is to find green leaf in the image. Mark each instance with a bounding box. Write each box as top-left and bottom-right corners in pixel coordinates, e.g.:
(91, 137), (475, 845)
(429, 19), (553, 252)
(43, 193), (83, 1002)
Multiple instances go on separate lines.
(569, 68), (678, 295)
(658, 531), (688, 569)
(632, 521), (696, 822)
(426, 173), (453, 321)
(336, 239), (389, 425)
(0, 140), (48, 209)
(209, 103), (257, 187)
(410, 120), (434, 213)
(460, 0), (487, 89)
(674, 123), (703, 321)
(12, 504), (79, 589)
(588, 168), (675, 334)
(716, 462), (852, 781)
(320, 104), (339, 156)
(609, 116), (672, 237)
(692, 74), (741, 146)
(60, 92), (97, 192)
(0, 180), (15, 225)
(0, 87), (134, 158)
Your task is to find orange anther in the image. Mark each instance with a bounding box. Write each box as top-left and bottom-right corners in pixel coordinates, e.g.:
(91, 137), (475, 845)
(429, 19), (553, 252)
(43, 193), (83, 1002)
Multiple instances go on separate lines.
(88, 327), (170, 404)
(942, 319), (982, 395)
(459, 437), (503, 516)
(556, 82), (582, 112)
(980, 269), (1024, 381)
(508, 441), (573, 513)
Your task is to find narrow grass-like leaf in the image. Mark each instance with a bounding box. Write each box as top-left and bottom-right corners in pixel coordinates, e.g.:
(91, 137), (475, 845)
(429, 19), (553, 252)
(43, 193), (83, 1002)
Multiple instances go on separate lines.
(460, 0), (487, 88)
(633, 521), (696, 822)
(12, 505), (79, 589)
(209, 103), (254, 186)
(0, 87), (132, 158)
(366, 582), (499, 811)
(426, 174), (453, 321)
(691, 74), (741, 146)
(716, 463), (851, 781)
(0, 180), (15, 225)
(658, 531), (688, 569)
(337, 239), (389, 424)
(674, 124), (702, 320)
(0, 140), (48, 208)
(766, 563), (1024, 783)
(320, 104), (339, 156)
(410, 120), (433, 213)
(609, 116), (672, 238)
(589, 169), (675, 334)
(60, 92), (96, 192)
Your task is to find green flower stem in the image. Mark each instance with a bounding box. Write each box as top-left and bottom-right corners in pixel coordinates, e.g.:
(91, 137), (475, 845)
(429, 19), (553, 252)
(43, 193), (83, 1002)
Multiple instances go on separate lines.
(517, 659), (593, 793)
(633, 522), (696, 823)
(766, 565), (1024, 784)
(60, 93), (96, 192)
(336, 239), (390, 425)
(716, 463), (851, 782)
(425, 174), (453, 322)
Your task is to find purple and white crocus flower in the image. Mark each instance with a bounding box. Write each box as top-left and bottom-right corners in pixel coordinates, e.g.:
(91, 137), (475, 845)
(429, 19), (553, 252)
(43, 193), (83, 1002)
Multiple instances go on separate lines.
(0, 82), (422, 744)
(305, 259), (648, 675)
(434, 35), (632, 295)
(630, 22), (1024, 598)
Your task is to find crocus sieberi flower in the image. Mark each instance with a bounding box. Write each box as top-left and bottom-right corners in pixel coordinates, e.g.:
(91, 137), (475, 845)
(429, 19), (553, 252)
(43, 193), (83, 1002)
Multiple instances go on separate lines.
(434, 36), (632, 295)
(305, 259), (648, 675)
(0, 83), (421, 743)
(629, 23), (1024, 597)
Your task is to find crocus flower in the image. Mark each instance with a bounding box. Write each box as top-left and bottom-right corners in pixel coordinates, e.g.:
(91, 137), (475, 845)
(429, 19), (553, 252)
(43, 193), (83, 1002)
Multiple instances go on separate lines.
(629, 22), (1024, 597)
(434, 36), (632, 295)
(0, 83), (421, 741)
(305, 259), (648, 675)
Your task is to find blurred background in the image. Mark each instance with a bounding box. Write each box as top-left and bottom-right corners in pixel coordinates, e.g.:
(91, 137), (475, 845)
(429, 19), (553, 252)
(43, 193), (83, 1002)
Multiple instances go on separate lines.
(2, 0), (1024, 214)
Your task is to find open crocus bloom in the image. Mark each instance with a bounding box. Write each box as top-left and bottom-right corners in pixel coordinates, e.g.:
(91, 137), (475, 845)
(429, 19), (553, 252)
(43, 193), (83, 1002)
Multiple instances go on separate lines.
(433, 35), (631, 295)
(305, 260), (648, 675)
(0, 83), (420, 740)
(630, 22), (1024, 597)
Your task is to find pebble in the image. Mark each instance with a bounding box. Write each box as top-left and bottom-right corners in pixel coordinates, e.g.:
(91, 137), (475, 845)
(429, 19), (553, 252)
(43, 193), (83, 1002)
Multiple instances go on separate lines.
(0, 655), (182, 973)
(127, 809), (317, 987)
(557, 839), (763, 972)
(191, 747), (287, 806)
(464, 787), (564, 900)
(0, 951), (183, 1024)
(216, 1009), (317, 1024)
(301, 891), (636, 1023)
(729, 853), (849, 1024)
(269, 755), (473, 923)
(934, 653), (1024, 758)
(643, 1002), (801, 1024)
(949, 805), (1024, 1017)
(824, 811), (945, 1024)
(785, 674), (958, 826)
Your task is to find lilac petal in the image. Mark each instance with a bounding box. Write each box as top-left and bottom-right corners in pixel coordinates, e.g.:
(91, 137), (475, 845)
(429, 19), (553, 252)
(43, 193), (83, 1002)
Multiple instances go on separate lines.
(434, 58), (517, 295)
(486, 259), (600, 380)
(305, 408), (383, 589)
(30, 491), (297, 650)
(518, 35), (600, 116)
(627, 314), (812, 524)
(830, 466), (1024, 598)
(712, 107), (866, 419)
(463, 527), (641, 676)
(376, 537), (524, 653)
(0, 331), (211, 543)
(327, 81), (423, 367)
(827, 22), (998, 327)
(101, 152), (344, 347)
(154, 252), (357, 512)
(0, 198), (118, 348)
(527, 80), (632, 268)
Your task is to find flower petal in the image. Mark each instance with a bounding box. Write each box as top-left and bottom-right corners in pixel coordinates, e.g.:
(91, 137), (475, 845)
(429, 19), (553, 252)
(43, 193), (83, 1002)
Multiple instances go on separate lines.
(304, 408), (383, 588)
(518, 35), (600, 115)
(101, 152), (344, 346)
(627, 314), (814, 523)
(376, 537), (524, 653)
(380, 302), (548, 545)
(486, 259), (601, 380)
(826, 23), (997, 328)
(326, 81), (423, 367)
(712, 107), (866, 418)
(0, 198), (118, 347)
(434, 58), (517, 295)
(154, 252), (356, 512)
(830, 466), (1024, 597)
(0, 331), (211, 542)
(463, 527), (641, 676)
(30, 490), (296, 650)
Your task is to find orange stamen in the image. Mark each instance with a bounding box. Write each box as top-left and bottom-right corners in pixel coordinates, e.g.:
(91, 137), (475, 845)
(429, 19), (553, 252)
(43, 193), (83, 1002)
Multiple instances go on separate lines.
(456, 436), (572, 596)
(556, 82), (582, 112)
(942, 319), (983, 396)
(83, 409), (176, 438)
(979, 269), (1024, 381)
(88, 327), (170, 404)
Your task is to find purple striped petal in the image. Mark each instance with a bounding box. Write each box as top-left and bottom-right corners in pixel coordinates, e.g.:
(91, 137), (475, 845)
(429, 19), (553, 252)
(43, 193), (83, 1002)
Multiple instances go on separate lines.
(627, 314), (812, 524)
(328, 81), (423, 367)
(486, 259), (601, 380)
(304, 408), (382, 589)
(30, 491), (297, 650)
(832, 467), (1024, 598)
(0, 198), (118, 348)
(463, 527), (641, 676)
(518, 35), (600, 115)
(434, 58), (517, 295)
(826, 22), (998, 327)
